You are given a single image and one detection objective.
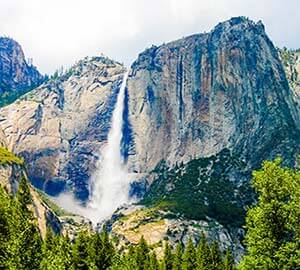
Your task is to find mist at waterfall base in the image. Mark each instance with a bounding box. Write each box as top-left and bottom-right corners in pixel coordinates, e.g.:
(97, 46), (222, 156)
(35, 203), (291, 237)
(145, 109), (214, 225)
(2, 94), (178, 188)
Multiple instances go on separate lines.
(54, 72), (133, 225)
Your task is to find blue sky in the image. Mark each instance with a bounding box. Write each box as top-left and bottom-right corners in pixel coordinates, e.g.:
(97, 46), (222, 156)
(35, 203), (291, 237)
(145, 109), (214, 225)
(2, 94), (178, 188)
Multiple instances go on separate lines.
(0, 0), (299, 74)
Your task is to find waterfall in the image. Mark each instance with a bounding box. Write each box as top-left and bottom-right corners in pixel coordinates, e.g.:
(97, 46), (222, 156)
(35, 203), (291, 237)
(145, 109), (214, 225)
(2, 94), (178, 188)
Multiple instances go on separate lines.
(88, 71), (130, 225)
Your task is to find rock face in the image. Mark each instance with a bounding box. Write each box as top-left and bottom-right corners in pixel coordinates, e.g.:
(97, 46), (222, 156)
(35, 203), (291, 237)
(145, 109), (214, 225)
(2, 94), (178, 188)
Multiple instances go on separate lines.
(0, 37), (44, 105)
(279, 48), (300, 113)
(109, 205), (244, 260)
(126, 17), (300, 174)
(0, 56), (126, 200)
(0, 130), (61, 237)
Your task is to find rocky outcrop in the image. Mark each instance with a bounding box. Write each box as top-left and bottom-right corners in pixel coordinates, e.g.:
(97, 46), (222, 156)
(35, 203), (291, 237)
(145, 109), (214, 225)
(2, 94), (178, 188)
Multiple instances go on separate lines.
(0, 56), (126, 200)
(109, 205), (244, 260)
(279, 48), (300, 114)
(0, 37), (44, 106)
(126, 17), (300, 174)
(0, 130), (61, 237)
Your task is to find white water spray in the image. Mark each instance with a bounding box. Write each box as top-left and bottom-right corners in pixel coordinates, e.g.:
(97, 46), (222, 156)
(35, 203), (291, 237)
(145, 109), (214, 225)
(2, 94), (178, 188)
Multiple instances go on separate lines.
(87, 71), (131, 224)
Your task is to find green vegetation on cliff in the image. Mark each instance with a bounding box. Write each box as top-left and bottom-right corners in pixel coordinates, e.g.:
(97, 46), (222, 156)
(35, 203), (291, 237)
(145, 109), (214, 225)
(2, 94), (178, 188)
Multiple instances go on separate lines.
(0, 146), (23, 166)
(142, 149), (251, 228)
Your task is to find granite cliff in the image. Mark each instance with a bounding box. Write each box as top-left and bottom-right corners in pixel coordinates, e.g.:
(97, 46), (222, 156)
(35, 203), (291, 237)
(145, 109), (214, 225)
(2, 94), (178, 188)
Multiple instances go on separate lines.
(0, 37), (44, 107)
(126, 17), (299, 174)
(0, 56), (125, 200)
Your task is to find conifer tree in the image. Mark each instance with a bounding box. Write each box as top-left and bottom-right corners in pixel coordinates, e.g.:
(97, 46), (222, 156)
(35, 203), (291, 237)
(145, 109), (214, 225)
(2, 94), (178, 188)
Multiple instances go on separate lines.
(210, 241), (222, 270)
(149, 251), (159, 270)
(223, 249), (235, 270)
(182, 238), (197, 270)
(196, 233), (212, 270)
(135, 236), (150, 270)
(0, 187), (11, 269)
(7, 177), (42, 270)
(163, 242), (173, 270)
(41, 229), (72, 270)
(72, 231), (90, 270)
(173, 243), (183, 270)
(88, 228), (115, 270)
(16, 177), (32, 216)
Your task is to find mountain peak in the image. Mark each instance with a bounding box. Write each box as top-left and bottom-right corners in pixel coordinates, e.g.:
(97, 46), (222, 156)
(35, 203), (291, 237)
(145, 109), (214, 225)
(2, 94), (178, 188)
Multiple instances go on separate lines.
(0, 36), (44, 106)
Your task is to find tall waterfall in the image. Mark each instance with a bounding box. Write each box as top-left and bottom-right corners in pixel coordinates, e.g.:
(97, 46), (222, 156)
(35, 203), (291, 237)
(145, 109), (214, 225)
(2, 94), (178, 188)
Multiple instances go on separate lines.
(88, 71), (130, 225)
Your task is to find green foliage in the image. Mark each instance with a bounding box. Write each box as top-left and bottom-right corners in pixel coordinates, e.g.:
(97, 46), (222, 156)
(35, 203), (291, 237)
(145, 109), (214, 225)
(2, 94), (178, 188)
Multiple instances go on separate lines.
(0, 186), (11, 269)
(173, 244), (183, 270)
(223, 249), (235, 270)
(142, 149), (249, 228)
(7, 154), (300, 269)
(16, 177), (33, 215)
(182, 238), (197, 270)
(2, 178), (42, 270)
(0, 181), (237, 270)
(0, 76), (45, 107)
(210, 241), (223, 270)
(72, 231), (91, 270)
(196, 233), (213, 270)
(149, 252), (159, 270)
(89, 227), (115, 270)
(239, 158), (300, 270)
(40, 229), (72, 270)
(135, 236), (151, 270)
(0, 146), (24, 166)
(162, 242), (173, 270)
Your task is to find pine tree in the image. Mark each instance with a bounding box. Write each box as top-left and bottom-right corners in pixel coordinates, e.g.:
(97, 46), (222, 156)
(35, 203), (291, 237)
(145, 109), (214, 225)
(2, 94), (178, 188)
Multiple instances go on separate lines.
(182, 238), (197, 270)
(72, 231), (90, 270)
(88, 228), (115, 270)
(163, 242), (173, 270)
(223, 249), (235, 270)
(40, 229), (72, 270)
(149, 251), (159, 270)
(196, 233), (212, 270)
(16, 177), (32, 216)
(135, 236), (150, 270)
(173, 243), (183, 270)
(210, 241), (222, 270)
(0, 187), (11, 269)
(7, 177), (42, 270)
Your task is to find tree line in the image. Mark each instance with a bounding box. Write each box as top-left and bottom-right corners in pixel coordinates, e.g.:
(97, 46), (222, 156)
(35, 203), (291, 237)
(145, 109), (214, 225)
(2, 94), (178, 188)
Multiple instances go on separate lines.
(0, 158), (299, 269)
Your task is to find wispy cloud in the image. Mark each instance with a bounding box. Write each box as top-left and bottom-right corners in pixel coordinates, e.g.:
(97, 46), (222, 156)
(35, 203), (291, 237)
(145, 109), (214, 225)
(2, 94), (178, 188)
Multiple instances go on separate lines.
(0, 0), (299, 74)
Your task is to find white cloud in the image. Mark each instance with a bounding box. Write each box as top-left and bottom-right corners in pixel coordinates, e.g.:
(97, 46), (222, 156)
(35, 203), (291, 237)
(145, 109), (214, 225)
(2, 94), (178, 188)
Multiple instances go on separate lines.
(0, 0), (299, 74)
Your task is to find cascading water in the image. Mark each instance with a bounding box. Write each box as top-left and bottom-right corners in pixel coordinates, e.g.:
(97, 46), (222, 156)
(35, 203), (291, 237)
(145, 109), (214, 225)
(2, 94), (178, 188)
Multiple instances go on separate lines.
(87, 71), (131, 225)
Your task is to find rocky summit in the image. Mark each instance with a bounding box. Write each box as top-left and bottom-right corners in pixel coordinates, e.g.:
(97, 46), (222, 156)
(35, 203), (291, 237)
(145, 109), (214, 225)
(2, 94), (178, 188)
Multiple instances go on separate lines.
(0, 37), (44, 106)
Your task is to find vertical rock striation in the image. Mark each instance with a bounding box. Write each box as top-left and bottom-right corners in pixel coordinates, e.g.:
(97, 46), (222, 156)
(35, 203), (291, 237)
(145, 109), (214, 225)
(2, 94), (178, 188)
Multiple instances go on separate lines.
(126, 17), (300, 174)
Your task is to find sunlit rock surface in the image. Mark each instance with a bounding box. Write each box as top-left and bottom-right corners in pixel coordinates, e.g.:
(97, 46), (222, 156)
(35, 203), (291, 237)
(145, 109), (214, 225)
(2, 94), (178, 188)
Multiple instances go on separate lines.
(0, 56), (126, 200)
(126, 17), (299, 174)
(109, 205), (244, 260)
